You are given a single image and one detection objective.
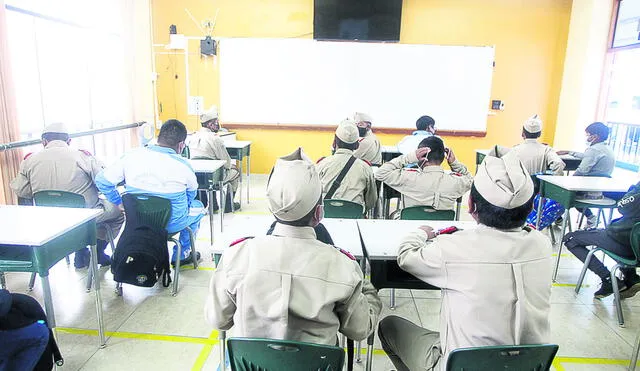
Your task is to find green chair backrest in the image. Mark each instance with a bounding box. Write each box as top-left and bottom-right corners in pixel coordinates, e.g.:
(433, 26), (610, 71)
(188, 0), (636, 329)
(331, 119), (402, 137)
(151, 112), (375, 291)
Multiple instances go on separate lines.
(123, 193), (172, 230)
(446, 344), (559, 371)
(33, 190), (86, 208)
(400, 205), (455, 221)
(627, 223), (640, 265)
(227, 338), (345, 371)
(181, 145), (190, 159)
(323, 199), (364, 219)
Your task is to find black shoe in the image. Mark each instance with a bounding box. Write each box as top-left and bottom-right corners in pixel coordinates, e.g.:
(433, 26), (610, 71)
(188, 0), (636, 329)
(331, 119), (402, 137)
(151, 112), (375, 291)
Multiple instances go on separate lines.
(594, 277), (627, 299)
(74, 248), (90, 269)
(98, 254), (112, 267)
(224, 202), (241, 213)
(171, 251), (202, 268)
(621, 275), (640, 299)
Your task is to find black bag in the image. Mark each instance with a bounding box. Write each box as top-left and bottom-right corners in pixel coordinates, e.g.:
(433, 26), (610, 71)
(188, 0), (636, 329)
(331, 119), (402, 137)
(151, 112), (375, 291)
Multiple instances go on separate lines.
(606, 182), (640, 245)
(111, 195), (172, 288)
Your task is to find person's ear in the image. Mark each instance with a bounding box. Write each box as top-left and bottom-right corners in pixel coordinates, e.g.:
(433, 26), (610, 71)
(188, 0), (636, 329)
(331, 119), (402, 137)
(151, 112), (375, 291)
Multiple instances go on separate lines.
(41, 139), (47, 146)
(310, 203), (324, 227)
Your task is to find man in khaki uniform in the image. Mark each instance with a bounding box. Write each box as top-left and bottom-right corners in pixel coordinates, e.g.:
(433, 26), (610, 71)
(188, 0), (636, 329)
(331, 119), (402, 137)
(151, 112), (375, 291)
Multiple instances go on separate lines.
(205, 148), (382, 345)
(375, 136), (472, 211)
(378, 152), (552, 371)
(352, 112), (382, 165)
(316, 119), (377, 213)
(10, 123), (123, 268)
(190, 106), (240, 211)
(493, 115), (565, 175)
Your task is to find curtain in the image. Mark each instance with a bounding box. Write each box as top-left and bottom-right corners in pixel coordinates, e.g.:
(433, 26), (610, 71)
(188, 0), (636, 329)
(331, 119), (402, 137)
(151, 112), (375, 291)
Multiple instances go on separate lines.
(0, 0), (22, 205)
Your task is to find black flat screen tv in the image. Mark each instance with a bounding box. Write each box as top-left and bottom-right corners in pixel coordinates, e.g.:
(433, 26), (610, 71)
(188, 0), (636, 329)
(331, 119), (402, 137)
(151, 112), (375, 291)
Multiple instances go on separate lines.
(314, 0), (403, 42)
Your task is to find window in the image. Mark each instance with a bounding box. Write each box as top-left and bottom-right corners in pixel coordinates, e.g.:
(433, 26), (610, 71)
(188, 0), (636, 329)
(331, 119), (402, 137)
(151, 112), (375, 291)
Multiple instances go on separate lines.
(612, 0), (640, 48)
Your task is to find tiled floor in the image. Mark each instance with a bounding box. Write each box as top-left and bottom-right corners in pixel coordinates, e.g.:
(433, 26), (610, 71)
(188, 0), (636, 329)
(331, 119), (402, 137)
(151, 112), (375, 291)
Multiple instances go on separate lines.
(3, 174), (639, 370)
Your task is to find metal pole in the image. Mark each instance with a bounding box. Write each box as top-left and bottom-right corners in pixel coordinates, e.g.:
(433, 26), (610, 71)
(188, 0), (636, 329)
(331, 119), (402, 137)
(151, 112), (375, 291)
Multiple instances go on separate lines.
(89, 243), (106, 347)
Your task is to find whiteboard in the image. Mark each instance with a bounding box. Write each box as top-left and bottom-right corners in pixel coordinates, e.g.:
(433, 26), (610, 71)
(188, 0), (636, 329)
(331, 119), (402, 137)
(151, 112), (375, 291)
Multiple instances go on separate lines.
(219, 38), (494, 132)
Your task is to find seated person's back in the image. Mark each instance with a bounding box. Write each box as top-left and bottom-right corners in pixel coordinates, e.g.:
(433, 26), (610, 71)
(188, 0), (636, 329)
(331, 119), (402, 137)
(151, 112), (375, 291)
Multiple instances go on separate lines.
(206, 148), (382, 344)
(375, 136), (472, 210)
(316, 119), (377, 212)
(510, 115), (565, 175)
(352, 112), (382, 165)
(397, 115), (436, 155)
(568, 122), (615, 177)
(190, 105), (232, 165)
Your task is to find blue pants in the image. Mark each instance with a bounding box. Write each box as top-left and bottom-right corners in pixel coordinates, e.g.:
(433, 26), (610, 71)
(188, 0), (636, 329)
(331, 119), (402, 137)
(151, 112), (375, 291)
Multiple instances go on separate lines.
(0, 321), (49, 371)
(168, 200), (206, 261)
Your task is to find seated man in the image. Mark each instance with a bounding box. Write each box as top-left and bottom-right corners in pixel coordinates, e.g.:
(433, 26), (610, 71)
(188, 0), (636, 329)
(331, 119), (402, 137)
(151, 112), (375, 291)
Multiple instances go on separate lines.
(378, 153), (552, 370)
(316, 119), (377, 213)
(375, 136), (472, 211)
(96, 119), (205, 266)
(10, 123), (123, 268)
(190, 105), (240, 212)
(352, 112), (382, 165)
(205, 148), (382, 345)
(564, 182), (640, 299)
(397, 115), (437, 155)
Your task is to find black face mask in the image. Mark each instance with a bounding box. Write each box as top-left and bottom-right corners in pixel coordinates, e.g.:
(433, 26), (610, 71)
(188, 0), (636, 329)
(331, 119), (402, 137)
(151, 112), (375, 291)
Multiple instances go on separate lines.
(358, 127), (368, 137)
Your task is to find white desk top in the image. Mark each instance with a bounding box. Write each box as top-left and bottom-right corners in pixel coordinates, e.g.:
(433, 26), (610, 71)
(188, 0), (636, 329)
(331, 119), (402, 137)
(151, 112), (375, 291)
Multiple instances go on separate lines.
(381, 145), (400, 153)
(224, 140), (252, 149)
(0, 206), (102, 246)
(537, 175), (636, 193)
(356, 219), (477, 260)
(475, 148), (578, 162)
(189, 159), (226, 173)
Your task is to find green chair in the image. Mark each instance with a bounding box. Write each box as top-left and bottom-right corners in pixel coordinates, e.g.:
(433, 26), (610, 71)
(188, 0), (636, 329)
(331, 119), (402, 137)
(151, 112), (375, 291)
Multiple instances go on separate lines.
(227, 338), (344, 371)
(120, 193), (197, 296)
(181, 145), (190, 159)
(323, 199), (364, 219)
(575, 222), (640, 326)
(400, 205), (456, 221)
(446, 344), (559, 371)
(31, 190), (117, 292)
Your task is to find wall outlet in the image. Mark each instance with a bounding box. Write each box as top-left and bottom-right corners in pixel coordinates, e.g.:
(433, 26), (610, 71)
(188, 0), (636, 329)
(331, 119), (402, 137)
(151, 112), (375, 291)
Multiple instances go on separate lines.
(188, 96), (204, 115)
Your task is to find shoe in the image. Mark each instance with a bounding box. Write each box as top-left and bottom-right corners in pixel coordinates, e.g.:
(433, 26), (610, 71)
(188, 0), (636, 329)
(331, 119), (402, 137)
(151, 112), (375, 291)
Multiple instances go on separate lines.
(584, 214), (598, 229)
(171, 251), (202, 267)
(98, 254), (111, 267)
(621, 275), (640, 299)
(74, 248), (90, 269)
(224, 202), (241, 213)
(554, 217), (563, 227)
(594, 277), (627, 299)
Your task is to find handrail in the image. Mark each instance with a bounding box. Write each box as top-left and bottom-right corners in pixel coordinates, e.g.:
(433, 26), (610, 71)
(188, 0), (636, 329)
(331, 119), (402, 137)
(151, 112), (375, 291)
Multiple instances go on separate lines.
(0, 122), (147, 151)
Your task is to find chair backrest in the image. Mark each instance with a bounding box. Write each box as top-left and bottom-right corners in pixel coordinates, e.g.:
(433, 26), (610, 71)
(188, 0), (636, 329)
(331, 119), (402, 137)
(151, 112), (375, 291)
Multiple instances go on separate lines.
(629, 223), (640, 263)
(446, 344), (559, 371)
(181, 145), (190, 159)
(33, 190), (86, 208)
(122, 193), (172, 230)
(323, 199), (364, 219)
(228, 338), (345, 371)
(400, 205), (455, 221)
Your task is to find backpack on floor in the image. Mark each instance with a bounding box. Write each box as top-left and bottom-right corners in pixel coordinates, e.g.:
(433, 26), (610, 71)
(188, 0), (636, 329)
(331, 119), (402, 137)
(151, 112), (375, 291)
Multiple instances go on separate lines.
(111, 195), (172, 288)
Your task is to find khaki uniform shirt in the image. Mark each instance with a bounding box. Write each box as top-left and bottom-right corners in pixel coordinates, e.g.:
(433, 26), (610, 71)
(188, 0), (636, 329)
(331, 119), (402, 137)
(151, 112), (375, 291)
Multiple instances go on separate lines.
(354, 131), (382, 165)
(375, 152), (472, 210)
(398, 225), (552, 370)
(511, 139), (565, 175)
(189, 128), (232, 169)
(316, 149), (378, 212)
(205, 223), (382, 344)
(570, 142), (616, 176)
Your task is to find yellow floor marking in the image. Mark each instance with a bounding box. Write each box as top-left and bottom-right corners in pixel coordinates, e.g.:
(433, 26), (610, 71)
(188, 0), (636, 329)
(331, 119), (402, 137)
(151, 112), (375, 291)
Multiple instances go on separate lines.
(555, 356), (629, 366)
(191, 330), (219, 371)
(551, 254), (570, 257)
(553, 283), (590, 287)
(179, 266), (215, 271)
(552, 359), (566, 371)
(56, 327), (218, 345)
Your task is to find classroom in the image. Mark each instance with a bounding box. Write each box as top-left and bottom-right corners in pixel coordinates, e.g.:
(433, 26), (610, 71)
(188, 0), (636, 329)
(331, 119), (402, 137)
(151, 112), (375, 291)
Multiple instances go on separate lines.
(1, 0), (640, 370)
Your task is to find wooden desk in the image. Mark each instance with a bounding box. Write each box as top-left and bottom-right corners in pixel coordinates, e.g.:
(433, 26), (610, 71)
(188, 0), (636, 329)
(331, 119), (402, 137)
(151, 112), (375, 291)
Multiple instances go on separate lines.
(0, 206), (106, 347)
(536, 175), (636, 280)
(225, 140), (252, 205)
(190, 159), (227, 240)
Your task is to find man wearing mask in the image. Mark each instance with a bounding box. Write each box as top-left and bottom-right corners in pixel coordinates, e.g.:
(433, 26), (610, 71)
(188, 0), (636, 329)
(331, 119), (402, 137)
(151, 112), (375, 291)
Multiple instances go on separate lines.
(352, 112), (382, 166)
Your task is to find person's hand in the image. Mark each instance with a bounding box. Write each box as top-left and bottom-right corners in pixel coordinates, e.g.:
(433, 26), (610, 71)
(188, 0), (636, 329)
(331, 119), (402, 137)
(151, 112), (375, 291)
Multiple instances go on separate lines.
(415, 147), (430, 162)
(445, 147), (457, 164)
(419, 225), (437, 239)
(556, 150), (569, 155)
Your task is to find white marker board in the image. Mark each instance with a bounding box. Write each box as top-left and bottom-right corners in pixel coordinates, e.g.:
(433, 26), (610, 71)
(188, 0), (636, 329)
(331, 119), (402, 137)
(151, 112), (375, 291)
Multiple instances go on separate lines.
(220, 38), (494, 132)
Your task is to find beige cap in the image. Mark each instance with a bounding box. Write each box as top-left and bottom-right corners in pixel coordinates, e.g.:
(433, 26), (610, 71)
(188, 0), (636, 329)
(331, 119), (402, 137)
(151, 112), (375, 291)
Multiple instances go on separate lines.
(42, 122), (69, 135)
(267, 148), (322, 222)
(352, 112), (373, 124)
(199, 105), (218, 123)
(335, 119), (359, 144)
(523, 114), (542, 134)
(474, 152), (534, 209)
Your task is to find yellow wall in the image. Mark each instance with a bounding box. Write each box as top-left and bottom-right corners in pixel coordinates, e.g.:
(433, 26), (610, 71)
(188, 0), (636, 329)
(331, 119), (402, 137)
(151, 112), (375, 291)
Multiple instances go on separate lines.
(152, 0), (572, 173)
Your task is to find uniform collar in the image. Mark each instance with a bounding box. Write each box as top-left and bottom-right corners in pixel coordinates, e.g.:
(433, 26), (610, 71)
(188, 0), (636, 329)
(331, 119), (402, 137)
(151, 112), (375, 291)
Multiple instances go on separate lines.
(477, 223), (525, 233)
(421, 165), (444, 173)
(334, 148), (354, 155)
(271, 223), (318, 240)
(147, 144), (178, 155)
(523, 139), (539, 143)
(45, 140), (69, 149)
(412, 130), (432, 136)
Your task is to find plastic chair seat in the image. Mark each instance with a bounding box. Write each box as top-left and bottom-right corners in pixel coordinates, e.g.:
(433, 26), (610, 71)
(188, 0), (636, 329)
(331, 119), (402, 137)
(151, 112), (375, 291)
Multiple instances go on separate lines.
(400, 205), (455, 221)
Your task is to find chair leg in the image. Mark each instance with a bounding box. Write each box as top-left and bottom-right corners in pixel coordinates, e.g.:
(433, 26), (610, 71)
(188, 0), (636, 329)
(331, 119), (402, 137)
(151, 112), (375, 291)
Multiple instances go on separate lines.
(28, 272), (37, 291)
(86, 254), (94, 293)
(549, 226), (556, 245)
(576, 249), (599, 294)
(0, 272), (6, 289)
(365, 331), (375, 371)
(389, 289), (396, 310)
(356, 340), (362, 363)
(115, 282), (123, 297)
(170, 237), (181, 296)
(186, 227), (198, 269)
(629, 328), (640, 371)
(611, 264), (625, 327)
(65, 255), (71, 266)
(577, 212), (584, 229)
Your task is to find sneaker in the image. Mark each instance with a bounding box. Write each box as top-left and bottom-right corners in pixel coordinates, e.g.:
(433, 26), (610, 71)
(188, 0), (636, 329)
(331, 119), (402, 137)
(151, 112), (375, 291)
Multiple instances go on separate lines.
(98, 253), (112, 267)
(171, 251), (202, 268)
(584, 214), (598, 229)
(621, 275), (640, 299)
(594, 277), (627, 299)
(554, 217), (563, 227)
(224, 202), (241, 213)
